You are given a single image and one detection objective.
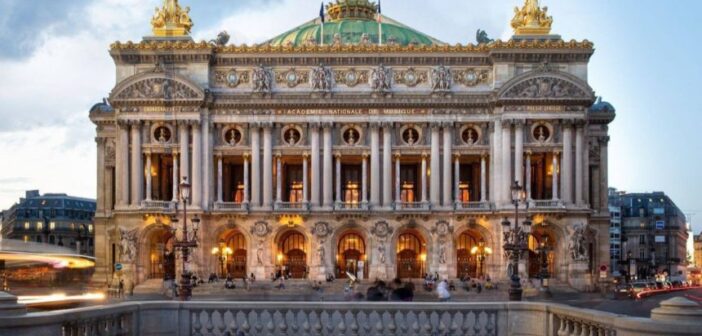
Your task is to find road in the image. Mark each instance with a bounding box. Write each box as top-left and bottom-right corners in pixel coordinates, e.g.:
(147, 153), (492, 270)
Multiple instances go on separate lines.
(568, 287), (702, 317)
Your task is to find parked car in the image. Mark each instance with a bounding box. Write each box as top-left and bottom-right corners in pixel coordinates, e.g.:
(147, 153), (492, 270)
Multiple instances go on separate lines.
(630, 282), (649, 295)
(613, 284), (632, 299)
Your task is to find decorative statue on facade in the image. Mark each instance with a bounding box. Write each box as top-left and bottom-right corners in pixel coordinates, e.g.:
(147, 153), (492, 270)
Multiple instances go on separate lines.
(317, 243), (326, 266)
(431, 65), (452, 92)
(377, 242), (386, 264)
(332, 33), (343, 46)
(311, 64), (333, 92)
(511, 0), (553, 36)
(209, 31), (230, 46)
(252, 65), (272, 94)
(569, 223), (588, 261)
(256, 240), (264, 265)
(151, 0), (194, 37)
(118, 227), (138, 263)
(438, 239), (448, 264)
(371, 64), (392, 93)
(476, 29), (494, 44)
(358, 33), (371, 46)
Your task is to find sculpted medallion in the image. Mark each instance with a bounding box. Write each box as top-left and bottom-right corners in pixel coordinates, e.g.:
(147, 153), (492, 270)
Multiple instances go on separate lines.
(371, 221), (393, 239)
(311, 221), (332, 239)
(250, 221), (271, 238)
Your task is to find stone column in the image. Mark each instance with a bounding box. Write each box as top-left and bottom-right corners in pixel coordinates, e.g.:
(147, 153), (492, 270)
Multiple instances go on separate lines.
(302, 152), (309, 204)
(361, 152), (368, 205)
(95, 138), (106, 212)
(552, 151), (560, 201)
(145, 152), (152, 201)
(492, 119), (502, 203)
(310, 124), (321, 207)
(322, 124), (333, 208)
(276, 153), (282, 204)
(525, 151), (532, 201)
(216, 154), (223, 203)
(191, 122), (202, 208)
(370, 124), (380, 206)
(442, 124), (453, 207)
(514, 121), (524, 187)
(130, 121), (143, 207)
(430, 124), (441, 207)
(501, 121), (512, 203)
(454, 153), (460, 204)
(382, 124), (393, 207)
(262, 124), (273, 208)
(583, 135), (590, 205)
(172, 154), (179, 202)
(575, 123), (584, 205)
(599, 136), (610, 211)
(335, 152), (342, 204)
(202, 116), (212, 210)
(243, 153), (250, 205)
(250, 126), (261, 207)
(179, 122), (190, 196)
(394, 152), (401, 205)
(480, 153), (487, 202)
(562, 122), (573, 204)
(421, 152), (428, 204)
(117, 123), (129, 207)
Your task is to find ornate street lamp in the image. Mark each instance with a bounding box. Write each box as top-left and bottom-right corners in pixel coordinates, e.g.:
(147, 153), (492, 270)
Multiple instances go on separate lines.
(502, 180), (531, 301)
(211, 242), (233, 278)
(470, 239), (493, 278)
(537, 236), (552, 298)
(170, 177), (200, 301)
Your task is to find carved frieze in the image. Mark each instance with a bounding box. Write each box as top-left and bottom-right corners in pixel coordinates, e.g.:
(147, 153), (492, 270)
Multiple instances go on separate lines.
(214, 69), (250, 88)
(115, 78), (201, 100)
(393, 68), (427, 87)
(334, 69), (368, 88)
(276, 68), (309, 88)
(105, 140), (116, 166)
(503, 76), (589, 99)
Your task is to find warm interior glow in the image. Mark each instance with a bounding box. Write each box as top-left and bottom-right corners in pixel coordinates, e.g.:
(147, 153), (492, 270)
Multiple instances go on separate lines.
(420, 253), (427, 262)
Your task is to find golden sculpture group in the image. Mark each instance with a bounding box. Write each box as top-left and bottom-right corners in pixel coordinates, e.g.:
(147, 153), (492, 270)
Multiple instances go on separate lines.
(511, 0), (553, 36)
(151, 0), (193, 37)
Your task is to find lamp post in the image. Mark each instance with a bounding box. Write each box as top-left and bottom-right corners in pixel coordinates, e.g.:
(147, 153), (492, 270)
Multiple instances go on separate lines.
(502, 180), (531, 301)
(170, 177), (200, 301)
(211, 242), (232, 278)
(537, 236), (552, 298)
(470, 239), (493, 278)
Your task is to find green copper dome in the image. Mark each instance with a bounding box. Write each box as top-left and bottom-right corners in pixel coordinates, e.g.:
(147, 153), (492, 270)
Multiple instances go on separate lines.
(263, 1), (445, 47)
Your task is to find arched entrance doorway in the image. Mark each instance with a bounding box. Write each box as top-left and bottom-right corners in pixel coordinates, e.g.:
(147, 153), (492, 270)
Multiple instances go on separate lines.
(147, 228), (175, 280)
(278, 230), (307, 279)
(528, 231), (556, 278)
(221, 231), (247, 278)
(337, 232), (366, 279)
(456, 231), (483, 279)
(396, 230), (426, 279)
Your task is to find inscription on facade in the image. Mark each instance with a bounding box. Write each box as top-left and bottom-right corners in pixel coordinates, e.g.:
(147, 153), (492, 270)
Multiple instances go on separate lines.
(274, 109), (429, 115)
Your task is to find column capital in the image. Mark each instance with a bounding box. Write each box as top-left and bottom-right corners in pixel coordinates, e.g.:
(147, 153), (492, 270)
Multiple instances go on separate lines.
(453, 152), (461, 160)
(309, 122), (321, 130)
(501, 120), (512, 129)
(302, 151), (310, 159)
(574, 119), (587, 128)
(143, 150), (152, 155)
(334, 151), (342, 159)
(242, 151), (250, 160)
(190, 120), (201, 129)
(442, 121), (454, 129)
(379, 121), (394, 129)
(322, 122), (334, 129)
(393, 151), (401, 160)
(95, 137), (107, 145)
(421, 151), (429, 159)
(260, 121), (274, 129)
(430, 122), (442, 130)
(553, 150), (561, 156)
(216, 152), (223, 159)
(598, 136), (611, 145)
(362, 151), (370, 159)
(560, 119), (575, 127)
(481, 151), (489, 159)
(368, 122), (381, 130)
(275, 151), (282, 158)
(176, 119), (191, 127)
(525, 150), (533, 157)
(513, 119), (526, 128)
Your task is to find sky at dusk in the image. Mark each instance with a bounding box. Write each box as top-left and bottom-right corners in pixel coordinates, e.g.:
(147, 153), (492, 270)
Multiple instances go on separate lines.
(0, 0), (700, 233)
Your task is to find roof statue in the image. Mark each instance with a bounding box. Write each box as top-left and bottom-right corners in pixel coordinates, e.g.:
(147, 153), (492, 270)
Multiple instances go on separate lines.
(476, 29), (494, 44)
(326, 0), (378, 21)
(151, 0), (193, 37)
(511, 0), (553, 36)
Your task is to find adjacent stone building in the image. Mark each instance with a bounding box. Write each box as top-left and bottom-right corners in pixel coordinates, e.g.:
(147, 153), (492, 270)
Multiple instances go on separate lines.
(1, 190), (96, 255)
(609, 189), (688, 279)
(89, 0), (615, 291)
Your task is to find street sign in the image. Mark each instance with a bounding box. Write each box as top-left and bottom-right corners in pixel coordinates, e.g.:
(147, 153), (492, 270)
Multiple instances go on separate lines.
(599, 265), (607, 279)
(115, 263), (123, 271)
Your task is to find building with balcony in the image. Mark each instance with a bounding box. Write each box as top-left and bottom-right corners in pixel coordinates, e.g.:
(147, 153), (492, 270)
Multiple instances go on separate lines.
(89, 0), (615, 291)
(609, 189), (688, 280)
(1, 190), (96, 255)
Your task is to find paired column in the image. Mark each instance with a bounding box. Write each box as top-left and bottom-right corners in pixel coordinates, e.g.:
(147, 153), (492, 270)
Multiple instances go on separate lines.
(361, 153), (369, 205)
(172, 154), (179, 202)
(442, 124), (453, 207)
(525, 152), (532, 201)
(250, 126), (261, 207)
(599, 136), (610, 211)
(145, 152), (152, 201)
(491, 120), (502, 203)
(310, 124), (321, 207)
(191, 122), (202, 208)
(552, 151), (560, 201)
(302, 152), (309, 204)
(130, 121), (143, 207)
(276, 153), (282, 204)
(430, 124), (441, 207)
(382, 124), (393, 207)
(243, 153), (250, 205)
(262, 124), (273, 208)
(453, 154), (460, 204)
(421, 153), (428, 204)
(394, 152), (401, 204)
(179, 122), (190, 199)
(216, 154), (223, 203)
(335, 152), (342, 204)
(480, 153), (487, 202)
(575, 123), (585, 205)
(514, 121), (524, 187)
(117, 123), (129, 207)
(561, 122), (573, 204)
(370, 124), (380, 206)
(501, 121), (512, 202)
(322, 124), (333, 208)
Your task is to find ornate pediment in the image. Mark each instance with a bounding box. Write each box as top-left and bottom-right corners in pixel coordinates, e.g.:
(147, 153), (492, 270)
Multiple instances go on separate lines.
(499, 71), (594, 102)
(110, 72), (205, 104)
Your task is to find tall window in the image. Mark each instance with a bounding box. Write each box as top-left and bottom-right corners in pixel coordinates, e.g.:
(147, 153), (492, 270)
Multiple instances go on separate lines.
(400, 165), (418, 203)
(286, 165), (304, 203)
(342, 165), (361, 203)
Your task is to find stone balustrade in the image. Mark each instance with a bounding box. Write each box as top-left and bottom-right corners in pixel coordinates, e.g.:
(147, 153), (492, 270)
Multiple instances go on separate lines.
(0, 300), (700, 336)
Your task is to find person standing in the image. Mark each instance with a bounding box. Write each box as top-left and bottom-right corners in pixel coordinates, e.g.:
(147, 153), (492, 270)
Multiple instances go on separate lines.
(437, 279), (451, 302)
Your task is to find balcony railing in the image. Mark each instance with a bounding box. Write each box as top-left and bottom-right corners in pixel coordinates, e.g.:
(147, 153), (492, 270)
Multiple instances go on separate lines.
(395, 202), (430, 211)
(274, 202), (310, 212)
(213, 202), (249, 212)
(455, 201), (491, 210)
(530, 200), (564, 209)
(0, 300), (697, 336)
(334, 202), (368, 211)
(140, 200), (176, 211)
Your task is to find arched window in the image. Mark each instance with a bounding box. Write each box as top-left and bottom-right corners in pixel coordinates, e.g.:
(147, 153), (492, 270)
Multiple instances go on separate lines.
(279, 231), (306, 254)
(227, 232), (247, 251)
(338, 232), (365, 255)
(397, 232), (424, 254)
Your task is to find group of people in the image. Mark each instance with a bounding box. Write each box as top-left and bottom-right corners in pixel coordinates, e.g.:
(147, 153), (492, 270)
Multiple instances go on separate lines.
(207, 272), (256, 290)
